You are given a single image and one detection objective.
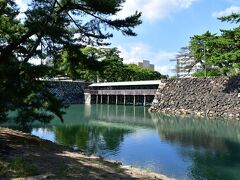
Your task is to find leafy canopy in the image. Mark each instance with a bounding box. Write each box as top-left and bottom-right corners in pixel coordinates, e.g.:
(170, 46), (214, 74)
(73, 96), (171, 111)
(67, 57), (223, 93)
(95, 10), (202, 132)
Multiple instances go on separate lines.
(0, 0), (141, 127)
(55, 47), (167, 82)
(174, 13), (240, 77)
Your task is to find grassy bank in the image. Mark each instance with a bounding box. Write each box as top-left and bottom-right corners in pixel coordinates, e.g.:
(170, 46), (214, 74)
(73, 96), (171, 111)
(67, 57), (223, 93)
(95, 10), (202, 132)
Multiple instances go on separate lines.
(0, 127), (173, 180)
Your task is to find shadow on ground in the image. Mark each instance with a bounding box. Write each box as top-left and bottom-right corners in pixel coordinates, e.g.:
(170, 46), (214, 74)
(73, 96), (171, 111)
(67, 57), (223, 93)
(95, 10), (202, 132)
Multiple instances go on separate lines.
(0, 128), (168, 180)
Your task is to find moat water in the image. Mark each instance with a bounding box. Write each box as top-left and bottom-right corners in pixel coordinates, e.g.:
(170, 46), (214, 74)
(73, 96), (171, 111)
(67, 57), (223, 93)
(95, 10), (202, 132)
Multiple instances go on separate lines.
(16, 105), (240, 179)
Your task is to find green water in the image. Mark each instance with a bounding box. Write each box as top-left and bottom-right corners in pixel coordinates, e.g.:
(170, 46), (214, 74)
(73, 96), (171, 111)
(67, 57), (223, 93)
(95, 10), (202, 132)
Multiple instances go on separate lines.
(7, 104), (240, 179)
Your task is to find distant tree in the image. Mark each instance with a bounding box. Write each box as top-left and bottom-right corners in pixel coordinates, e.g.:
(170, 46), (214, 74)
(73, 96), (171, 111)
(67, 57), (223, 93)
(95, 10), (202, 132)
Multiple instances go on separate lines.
(211, 14), (240, 76)
(126, 64), (166, 81)
(54, 46), (104, 81)
(100, 48), (126, 82)
(0, 0), (141, 126)
(189, 14), (240, 77)
(56, 46), (166, 82)
(189, 31), (218, 76)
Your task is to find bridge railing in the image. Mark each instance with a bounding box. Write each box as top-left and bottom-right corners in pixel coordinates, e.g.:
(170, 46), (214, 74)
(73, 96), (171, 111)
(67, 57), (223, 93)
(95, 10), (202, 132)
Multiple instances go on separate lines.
(89, 89), (157, 96)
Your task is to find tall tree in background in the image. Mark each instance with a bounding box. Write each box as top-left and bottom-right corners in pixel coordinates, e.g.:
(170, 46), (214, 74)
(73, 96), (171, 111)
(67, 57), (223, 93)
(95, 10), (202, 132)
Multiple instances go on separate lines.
(54, 46), (104, 81)
(211, 14), (240, 76)
(189, 31), (220, 77)
(125, 64), (166, 81)
(189, 14), (240, 77)
(55, 47), (166, 82)
(0, 0), (141, 126)
(100, 48), (126, 82)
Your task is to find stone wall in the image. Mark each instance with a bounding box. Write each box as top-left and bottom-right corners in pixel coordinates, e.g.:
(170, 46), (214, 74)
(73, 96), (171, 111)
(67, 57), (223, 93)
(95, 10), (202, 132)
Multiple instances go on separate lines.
(150, 77), (240, 119)
(48, 81), (89, 104)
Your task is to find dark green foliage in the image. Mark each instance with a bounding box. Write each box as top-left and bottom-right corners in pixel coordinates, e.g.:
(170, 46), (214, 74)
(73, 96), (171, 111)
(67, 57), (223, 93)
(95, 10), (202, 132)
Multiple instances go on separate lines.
(189, 31), (217, 69)
(124, 64), (166, 81)
(218, 13), (240, 24)
(0, 61), (66, 127)
(55, 124), (132, 153)
(193, 69), (222, 77)
(55, 47), (166, 82)
(189, 14), (240, 77)
(0, 0), (141, 126)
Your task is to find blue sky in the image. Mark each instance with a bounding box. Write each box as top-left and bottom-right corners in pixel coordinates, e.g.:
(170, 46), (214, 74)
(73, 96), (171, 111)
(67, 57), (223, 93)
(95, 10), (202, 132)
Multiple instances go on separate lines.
(16, 0), (240, 76)
(110, 0), (240, 75)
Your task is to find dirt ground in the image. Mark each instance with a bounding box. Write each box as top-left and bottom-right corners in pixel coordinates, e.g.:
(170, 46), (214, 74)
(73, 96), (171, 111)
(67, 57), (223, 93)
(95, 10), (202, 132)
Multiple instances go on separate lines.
(0, 127), (174, 180)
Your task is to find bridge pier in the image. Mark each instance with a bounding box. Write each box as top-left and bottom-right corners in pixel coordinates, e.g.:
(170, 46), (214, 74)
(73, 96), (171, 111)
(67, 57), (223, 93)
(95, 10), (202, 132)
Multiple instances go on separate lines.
(96, 95), (99, 104)
(116, 95), (118, 105)
(92, 94), (155, 106)
(143, 95), (146, 106)
(84, 93), (91, 105)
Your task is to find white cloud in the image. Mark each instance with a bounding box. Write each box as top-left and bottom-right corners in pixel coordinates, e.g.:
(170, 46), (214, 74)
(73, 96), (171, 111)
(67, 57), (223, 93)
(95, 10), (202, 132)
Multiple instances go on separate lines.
(118, 43), (151, 63)
(15, 0), (28, 19)
(117, 0), (198, 22)
(15, 0), (28, 11)
(212, 6), (240, 18)
(156, 65), (175, 76)
(117, 43), (176, 75)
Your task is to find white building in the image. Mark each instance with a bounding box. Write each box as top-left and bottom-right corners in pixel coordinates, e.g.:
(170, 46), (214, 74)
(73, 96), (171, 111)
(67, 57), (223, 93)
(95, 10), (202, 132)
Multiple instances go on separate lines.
(134, 60), (155, 71)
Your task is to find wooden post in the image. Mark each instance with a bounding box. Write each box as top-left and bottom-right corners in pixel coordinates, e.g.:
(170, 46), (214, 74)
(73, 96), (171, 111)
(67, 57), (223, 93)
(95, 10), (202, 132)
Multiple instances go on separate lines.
(124, 95), (126, 105)
(133, 95), (136, 106)
(101, 95), (103, 104)
(116, 95), (118, 105)
(96, 95), (98, 104)
(107, 95), (109, 104)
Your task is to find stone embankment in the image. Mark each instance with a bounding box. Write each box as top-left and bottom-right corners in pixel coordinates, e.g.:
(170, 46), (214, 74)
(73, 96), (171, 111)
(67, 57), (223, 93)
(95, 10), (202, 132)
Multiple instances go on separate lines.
(150, 77), (240, 119)
(48, 81), (89, 104)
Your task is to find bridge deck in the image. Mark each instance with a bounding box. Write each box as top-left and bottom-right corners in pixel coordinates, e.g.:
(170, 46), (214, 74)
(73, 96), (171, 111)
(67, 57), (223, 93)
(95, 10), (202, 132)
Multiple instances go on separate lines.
(86, 80), (162, 106)
(89, 89), (157, 96)
(89, 80), (162, 87)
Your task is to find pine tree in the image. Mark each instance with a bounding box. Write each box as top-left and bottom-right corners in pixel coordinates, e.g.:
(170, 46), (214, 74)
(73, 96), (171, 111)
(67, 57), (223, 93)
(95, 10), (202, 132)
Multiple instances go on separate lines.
(189, 14), (240, 77)
(212, 14), (240, 76)
(0, 0), (141, 127)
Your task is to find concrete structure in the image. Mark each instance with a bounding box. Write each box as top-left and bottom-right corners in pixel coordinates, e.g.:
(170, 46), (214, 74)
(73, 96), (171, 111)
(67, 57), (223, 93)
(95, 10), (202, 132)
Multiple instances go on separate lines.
(86, 80), (161, 106)
(135, 60), (155, 71)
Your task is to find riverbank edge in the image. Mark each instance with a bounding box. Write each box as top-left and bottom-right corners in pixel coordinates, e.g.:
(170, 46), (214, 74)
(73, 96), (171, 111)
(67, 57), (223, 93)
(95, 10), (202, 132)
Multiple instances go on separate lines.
(149, 108), (240, 120)
(0, 127), (174, 180)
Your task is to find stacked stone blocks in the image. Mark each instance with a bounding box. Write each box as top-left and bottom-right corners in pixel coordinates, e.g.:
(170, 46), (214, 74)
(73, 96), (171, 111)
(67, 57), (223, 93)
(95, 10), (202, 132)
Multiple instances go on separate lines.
(150, 77), (240, 119)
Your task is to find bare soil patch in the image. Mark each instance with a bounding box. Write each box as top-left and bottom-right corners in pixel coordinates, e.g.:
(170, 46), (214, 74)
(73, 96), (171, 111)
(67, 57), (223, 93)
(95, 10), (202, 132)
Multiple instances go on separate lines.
(0, 127), (173, 180)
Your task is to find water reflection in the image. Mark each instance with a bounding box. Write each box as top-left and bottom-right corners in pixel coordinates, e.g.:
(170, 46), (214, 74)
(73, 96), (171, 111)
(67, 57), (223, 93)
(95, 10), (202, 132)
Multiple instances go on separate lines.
(54, 125), (132, 156)
(151, 113), (240, 146)
(151, 113), (240, 180)
(4, 104), (240, 179)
